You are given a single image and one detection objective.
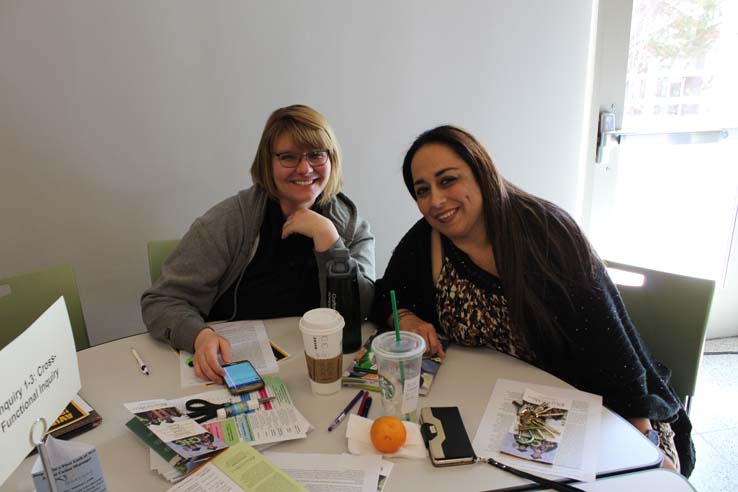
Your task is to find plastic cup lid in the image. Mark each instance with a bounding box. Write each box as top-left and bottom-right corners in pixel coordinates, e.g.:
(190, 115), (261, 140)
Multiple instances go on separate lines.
(299, 308), (344, 335)
(371, 331), (426, 360)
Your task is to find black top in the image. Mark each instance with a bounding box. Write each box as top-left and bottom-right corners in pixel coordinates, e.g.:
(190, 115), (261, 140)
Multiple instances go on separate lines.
(370, 218), (695, 477)
(207, 199), (321, 321)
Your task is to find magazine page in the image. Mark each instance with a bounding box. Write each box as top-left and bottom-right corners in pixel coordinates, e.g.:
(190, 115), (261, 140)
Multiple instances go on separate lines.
(472, 379), (601, 482)
(124, 399), (227, 461)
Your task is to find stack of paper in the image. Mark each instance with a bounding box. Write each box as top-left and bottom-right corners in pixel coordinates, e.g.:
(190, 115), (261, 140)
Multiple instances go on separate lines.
(166, 444), (395, 492)
(471, 379), (602, 482)
(124, 399), (228, 476)
(187, 376), (312, 448)
(265, 452), (391, 492)
(166, 442), (306, 492)
(47, 394), (102, 440)
(137, 376), (312, 483)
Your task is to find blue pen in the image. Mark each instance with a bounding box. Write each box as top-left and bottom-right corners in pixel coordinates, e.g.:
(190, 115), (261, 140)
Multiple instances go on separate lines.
(328, 390), (365, 432)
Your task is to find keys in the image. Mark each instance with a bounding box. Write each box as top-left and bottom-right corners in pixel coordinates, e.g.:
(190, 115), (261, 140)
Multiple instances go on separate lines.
(512, 400), (563, 445)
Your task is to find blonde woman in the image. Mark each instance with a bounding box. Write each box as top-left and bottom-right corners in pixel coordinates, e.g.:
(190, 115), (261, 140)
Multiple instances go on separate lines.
(143, 105), (374, 382)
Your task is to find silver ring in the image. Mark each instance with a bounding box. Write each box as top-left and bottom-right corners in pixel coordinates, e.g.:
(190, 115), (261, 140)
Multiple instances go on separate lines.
(30, 417), (49, 446)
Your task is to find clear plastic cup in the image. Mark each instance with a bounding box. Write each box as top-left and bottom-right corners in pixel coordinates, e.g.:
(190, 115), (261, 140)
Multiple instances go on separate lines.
(299, 308), (344, 395)
(371, 331), (426, 421)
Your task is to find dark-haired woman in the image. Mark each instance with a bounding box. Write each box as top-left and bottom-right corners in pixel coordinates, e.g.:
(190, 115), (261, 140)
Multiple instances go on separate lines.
(143, 105), (374, 383)
(370, 125), (693, 476)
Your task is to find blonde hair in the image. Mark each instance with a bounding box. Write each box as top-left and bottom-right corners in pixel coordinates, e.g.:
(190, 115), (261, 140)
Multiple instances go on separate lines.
(250, 105), (343, 205)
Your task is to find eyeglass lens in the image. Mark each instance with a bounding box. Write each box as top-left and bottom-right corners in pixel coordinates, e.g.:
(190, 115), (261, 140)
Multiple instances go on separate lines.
(275, 151), (328, 167)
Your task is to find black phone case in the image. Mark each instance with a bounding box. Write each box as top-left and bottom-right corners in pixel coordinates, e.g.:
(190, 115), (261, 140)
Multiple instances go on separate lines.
(420, 406), (476, 466)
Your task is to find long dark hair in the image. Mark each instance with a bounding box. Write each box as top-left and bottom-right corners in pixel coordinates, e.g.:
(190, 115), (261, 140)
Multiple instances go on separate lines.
(402, 125), (599, 359)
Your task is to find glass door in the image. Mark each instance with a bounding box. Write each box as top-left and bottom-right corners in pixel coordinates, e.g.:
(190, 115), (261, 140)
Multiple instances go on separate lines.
(589, 0), (738, 336)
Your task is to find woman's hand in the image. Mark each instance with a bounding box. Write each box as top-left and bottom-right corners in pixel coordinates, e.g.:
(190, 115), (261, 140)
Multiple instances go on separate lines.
(193, 328), (232, 384)
(282, 209), (339, 252)
(395, 312), (446, 359)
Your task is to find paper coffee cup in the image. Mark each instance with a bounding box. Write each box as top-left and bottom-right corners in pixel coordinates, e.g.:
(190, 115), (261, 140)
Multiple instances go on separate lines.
(299, 308), (344, 395)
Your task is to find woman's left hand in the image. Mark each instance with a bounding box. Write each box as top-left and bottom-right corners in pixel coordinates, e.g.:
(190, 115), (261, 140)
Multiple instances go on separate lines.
(282, 208), (339, 252)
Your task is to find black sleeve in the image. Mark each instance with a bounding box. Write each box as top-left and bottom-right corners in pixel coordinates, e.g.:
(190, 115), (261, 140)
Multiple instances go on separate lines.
(369, 219), (439, 331)
(560, 260), (695, 476)
(561, 260), (682, 421)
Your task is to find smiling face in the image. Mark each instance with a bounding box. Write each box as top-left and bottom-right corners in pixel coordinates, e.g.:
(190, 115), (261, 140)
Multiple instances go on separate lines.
(271, 132), (331, 215)
(410, 143), (486, 243)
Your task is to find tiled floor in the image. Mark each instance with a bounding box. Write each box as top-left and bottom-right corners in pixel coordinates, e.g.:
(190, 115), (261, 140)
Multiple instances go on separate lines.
(688, 337), (738, 492)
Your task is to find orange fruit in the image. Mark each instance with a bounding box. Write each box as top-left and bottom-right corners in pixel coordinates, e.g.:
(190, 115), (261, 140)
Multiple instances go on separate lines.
(370, 416), (407, 453)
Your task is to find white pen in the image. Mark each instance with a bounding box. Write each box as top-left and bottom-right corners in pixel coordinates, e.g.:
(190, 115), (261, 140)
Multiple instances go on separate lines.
(130, 348), (150, 375)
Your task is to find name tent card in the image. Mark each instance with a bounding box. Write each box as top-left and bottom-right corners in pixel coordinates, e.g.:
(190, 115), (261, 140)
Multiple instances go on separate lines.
(32, 435), (107, 492)
(0, 297), (82, 484)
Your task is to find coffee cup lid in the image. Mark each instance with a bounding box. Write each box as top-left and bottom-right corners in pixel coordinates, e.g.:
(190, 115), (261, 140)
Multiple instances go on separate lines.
(299, 308), (344, 335)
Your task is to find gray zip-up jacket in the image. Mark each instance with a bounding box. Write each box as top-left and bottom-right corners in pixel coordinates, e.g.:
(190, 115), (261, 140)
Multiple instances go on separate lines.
(141, 185), (375, 352)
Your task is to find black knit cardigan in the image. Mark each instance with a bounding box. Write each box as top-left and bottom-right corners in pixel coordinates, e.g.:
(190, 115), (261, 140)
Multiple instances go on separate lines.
(370, 219), (695, 477)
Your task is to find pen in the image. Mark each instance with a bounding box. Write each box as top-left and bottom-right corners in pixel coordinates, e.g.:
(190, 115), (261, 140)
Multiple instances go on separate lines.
(328, 390), (365, 432)
(357, 390), (369, 417)
(361, 397), (372, 418)
(130, 348), (149, 375)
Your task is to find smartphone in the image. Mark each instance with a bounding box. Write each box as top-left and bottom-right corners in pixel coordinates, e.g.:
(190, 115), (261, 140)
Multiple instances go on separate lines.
(223, 360), (264, 394)
(420, 406), (476, 467)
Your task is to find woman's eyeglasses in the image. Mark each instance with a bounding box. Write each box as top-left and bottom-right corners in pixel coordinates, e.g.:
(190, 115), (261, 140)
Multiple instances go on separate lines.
(273, 150), (329, 168)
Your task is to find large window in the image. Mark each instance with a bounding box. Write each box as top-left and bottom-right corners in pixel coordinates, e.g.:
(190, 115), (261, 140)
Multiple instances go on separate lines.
(592, 0), (738, 282)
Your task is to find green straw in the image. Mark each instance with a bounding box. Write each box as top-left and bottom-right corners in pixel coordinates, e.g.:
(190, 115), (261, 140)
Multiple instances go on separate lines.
(390, 290), (401, 342)
(389, 290), (406, 408)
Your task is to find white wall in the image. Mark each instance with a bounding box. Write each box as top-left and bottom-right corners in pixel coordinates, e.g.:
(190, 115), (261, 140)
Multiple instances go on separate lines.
(0, 0), (597, 344)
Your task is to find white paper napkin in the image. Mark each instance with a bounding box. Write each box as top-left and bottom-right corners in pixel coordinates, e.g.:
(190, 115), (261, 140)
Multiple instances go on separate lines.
(345, 414), (427, 459)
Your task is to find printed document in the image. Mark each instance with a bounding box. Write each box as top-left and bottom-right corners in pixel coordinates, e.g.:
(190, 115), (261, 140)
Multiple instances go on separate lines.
(264, 452), (383, 492)
(165, 442), (306, 492)
(472, 379), (601, 482)
(179, 320), (279, 388)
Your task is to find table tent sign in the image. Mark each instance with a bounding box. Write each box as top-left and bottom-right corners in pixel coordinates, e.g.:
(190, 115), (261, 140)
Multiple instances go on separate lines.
(0, 297), (85, 486)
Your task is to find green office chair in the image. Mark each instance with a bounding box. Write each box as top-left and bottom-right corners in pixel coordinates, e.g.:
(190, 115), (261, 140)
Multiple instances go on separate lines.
(147, 239), (181, 284)
(606, 260), (715, 412)
(0, 264), (90, 351)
